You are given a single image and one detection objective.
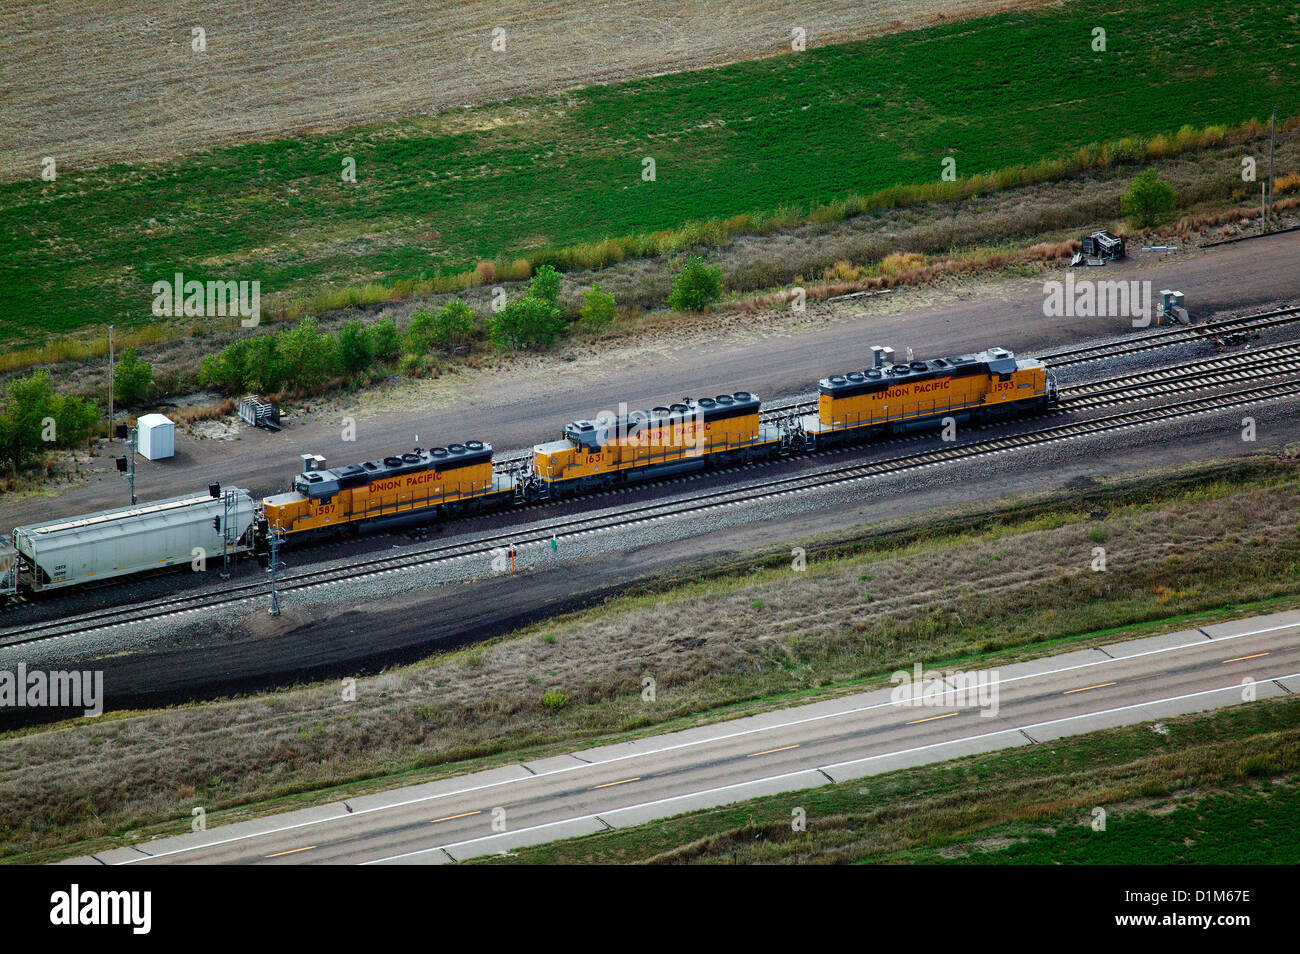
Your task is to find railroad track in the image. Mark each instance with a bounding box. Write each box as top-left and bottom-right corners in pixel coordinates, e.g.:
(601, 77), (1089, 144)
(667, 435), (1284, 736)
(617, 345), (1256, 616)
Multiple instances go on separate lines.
(487, 306), (1300, 475)
(1035, 305), (1300, 367)
(8, 364), (1300, 649)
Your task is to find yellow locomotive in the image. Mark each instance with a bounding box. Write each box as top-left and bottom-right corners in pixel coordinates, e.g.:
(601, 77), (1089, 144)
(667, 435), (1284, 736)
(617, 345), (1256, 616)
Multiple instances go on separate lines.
(263, 441), (511, 536)
(802, 346), (1053, 445)
(522, 391), (783, 498)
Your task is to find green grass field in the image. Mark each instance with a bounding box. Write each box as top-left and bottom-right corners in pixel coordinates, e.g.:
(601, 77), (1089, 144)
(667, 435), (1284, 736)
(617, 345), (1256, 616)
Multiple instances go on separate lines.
(1, 0), (1297, 345)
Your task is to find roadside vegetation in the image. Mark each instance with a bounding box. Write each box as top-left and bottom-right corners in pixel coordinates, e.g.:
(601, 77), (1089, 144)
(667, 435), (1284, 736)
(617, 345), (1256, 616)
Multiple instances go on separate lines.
(4, 451), (1299, 863)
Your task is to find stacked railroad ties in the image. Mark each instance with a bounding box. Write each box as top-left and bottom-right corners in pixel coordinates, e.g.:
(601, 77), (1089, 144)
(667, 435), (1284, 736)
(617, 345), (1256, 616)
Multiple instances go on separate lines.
(3, 346), (1051, 598)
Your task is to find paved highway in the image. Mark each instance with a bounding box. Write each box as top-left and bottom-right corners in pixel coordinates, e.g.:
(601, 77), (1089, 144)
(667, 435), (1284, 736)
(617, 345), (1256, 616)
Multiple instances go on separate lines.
(69, 608), (1300, 865)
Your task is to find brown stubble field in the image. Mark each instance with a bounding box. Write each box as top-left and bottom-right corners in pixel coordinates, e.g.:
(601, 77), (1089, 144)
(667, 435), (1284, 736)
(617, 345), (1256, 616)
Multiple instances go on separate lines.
(1, 0), (1051, 181)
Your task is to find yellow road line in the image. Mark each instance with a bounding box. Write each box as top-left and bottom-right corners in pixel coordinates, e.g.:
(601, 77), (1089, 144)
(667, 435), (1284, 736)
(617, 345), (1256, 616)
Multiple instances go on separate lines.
(1064, 682), (1117, 694)
(265, 845), (316, 858)
(906, 712), (957, 725)
(748, 744), (800, 758)
(430, 810), (482, 824)
(590, 777), (640, 790)
(1222, 652), (1269, 664)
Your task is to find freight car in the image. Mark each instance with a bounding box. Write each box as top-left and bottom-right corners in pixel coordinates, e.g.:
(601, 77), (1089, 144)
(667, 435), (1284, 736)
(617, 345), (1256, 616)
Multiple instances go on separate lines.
(519, 391), (783, 499)
(262, 441), (511, 537)
(801, 346), (1053, 447)
(12, 487), (256, 593)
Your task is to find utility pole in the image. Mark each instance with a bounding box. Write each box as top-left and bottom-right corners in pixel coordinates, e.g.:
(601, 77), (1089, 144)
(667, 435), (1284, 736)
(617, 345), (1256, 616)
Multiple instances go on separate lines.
(1268, 104), (1277, 226)
(108, 325), (115, 438)
(267, 524), (285, 617)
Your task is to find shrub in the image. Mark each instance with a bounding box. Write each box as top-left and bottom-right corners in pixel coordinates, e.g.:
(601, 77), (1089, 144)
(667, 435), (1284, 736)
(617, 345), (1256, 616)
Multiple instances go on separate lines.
(578, 282), (617, 327)
(370, 318), (401, 362)
(276, 316), (337, 390)
(432, 300), (477, 349)
(489, 295), (566, 350)
(529, 264), (562, 305)
(113, 348), (153, 406)
(1122, 169), (1177, 228)
(336, 319), (374, 376)
(540, 689), (569, 711)
(0, 371), (100, 468)
(667, 255), (723, 312)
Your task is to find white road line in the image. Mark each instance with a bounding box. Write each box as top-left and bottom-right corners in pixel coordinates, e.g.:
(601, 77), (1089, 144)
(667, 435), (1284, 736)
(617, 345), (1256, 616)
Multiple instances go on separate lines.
(117, 621), (1298, 863)
(364, 671), (1300, 865)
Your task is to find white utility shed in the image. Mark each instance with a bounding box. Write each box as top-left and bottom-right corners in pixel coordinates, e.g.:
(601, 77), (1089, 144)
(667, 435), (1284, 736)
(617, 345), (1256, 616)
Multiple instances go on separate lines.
(136, 413), (175, 460)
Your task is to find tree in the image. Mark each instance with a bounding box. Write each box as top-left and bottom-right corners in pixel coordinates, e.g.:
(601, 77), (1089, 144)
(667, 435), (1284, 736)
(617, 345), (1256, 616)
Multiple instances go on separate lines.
(1121, 169), (1177, 228)
(529, 264), (562, 305)
(336, 319), (374, 375)
(370, 318), (401, 363)
(667, 256), (723, 311)
(430, 300), (477, 349)
(488, 295), (566, 350)
(0, 371), (99, 469)
(579, 282), (617, 327)
(276, 316), (337, 390)
(113, 348), (153, 405)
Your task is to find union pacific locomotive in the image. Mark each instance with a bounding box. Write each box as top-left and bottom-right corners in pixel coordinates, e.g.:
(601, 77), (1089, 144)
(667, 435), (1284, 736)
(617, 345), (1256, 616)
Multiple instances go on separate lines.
(2, 345), (1055, 595)
(260, 344), (1053, 541)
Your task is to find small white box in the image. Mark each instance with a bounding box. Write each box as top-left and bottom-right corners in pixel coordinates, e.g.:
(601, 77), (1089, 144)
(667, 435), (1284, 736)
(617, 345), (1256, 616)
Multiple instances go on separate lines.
(136, 413), (175, 461)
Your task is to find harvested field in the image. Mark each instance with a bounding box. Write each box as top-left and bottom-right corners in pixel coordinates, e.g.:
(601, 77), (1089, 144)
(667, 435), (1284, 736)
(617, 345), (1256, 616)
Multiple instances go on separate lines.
(0, 0), (1048, 181)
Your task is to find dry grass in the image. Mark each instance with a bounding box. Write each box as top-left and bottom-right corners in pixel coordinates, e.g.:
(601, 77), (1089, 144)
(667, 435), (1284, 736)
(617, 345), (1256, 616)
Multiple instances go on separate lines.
(0, 0), (1051, 182)
(3, 456), (1298, 860)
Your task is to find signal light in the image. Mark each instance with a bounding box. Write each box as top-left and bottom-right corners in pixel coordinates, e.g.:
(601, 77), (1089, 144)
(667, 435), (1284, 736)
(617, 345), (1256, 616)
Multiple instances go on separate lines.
(213, 516), (221, 532)
(115, 457), (127, 472)
(115, 423), (128, 439)
(209, 482), (220, 498)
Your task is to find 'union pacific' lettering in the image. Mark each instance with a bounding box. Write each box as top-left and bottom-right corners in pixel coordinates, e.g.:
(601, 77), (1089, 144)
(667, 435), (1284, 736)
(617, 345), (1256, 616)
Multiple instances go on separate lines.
(368, 471), (442, 493)
(873, 380), (952, 400)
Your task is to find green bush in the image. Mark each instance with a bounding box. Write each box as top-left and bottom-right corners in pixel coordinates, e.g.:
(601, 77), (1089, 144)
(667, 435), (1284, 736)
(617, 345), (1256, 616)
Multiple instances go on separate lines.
(371, 318), (401, 363)
(0, 370), (100, 469)
(540, 689), (569, 711)
(578, 282), (617, 327)
(336, 319), (374, 375)
(489, 295), (566, 350)
(529, 264), (562, 305)
(667, 256), (724, 312)
(422, 300), (477, 350)
(1121, 169), (1177, 227)
(276, 316), (337, 390)
(113, 348), (153, 406)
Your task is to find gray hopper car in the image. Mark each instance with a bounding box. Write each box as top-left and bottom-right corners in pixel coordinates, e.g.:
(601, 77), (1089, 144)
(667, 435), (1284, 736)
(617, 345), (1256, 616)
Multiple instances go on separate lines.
(12, 489), (256, 593)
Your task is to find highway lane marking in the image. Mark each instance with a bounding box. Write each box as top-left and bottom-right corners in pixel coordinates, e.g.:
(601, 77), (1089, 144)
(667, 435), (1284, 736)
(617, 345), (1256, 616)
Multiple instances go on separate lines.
(116, 621), (1300, 864)
(748, 744), (800, 757)
(905, 712), (957, 725)
(590, 777), (640, 790)
(430, 811), (481, 824)
(1223, 652), (1269, 664)
(265, 846), (315, 858)
(1064, 682), (1118, 694)
(364, 670), (1300, 865)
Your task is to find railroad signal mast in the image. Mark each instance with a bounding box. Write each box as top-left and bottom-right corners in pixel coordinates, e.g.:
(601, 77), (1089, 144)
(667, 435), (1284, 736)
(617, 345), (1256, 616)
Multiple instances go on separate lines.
(267, 523), (286, 617)
(114, 423), (137, 505)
